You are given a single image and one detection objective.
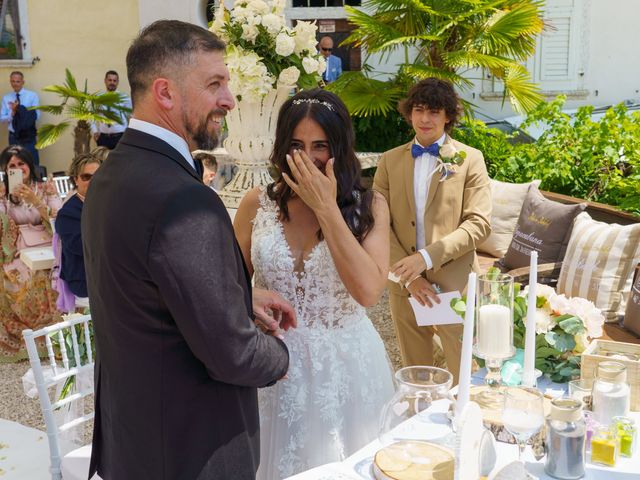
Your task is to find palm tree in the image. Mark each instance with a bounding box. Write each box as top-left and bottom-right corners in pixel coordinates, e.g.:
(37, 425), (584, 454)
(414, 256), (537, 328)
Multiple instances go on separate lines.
(331, 0), (545, 117)
(33, 69), (131, 156)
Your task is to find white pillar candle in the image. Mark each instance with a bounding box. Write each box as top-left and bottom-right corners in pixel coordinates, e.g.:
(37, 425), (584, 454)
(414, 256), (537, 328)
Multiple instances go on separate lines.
(456, 272), (476, 418)
(477, 304), (512, 357)
(522, 251), (538, 387)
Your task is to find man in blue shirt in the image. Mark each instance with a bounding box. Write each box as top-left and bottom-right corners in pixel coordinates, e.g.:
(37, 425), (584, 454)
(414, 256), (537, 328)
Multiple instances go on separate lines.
(0, 71), (40, 164)
(319, 36), (342, 83)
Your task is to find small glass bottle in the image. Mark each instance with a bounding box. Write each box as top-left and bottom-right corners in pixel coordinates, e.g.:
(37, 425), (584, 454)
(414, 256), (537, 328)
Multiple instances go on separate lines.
(590, 425), (618, 467)
(591, 361), (630, 426)
(545, 397), (586, 479)
(613, 416), (636, 457)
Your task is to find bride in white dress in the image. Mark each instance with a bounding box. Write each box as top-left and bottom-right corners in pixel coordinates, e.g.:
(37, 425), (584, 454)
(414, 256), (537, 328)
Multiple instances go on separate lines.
(234, 89), (395, 479)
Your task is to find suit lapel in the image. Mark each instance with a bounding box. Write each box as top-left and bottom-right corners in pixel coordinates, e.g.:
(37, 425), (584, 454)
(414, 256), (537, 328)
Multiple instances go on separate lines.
(118, 128), (202, 182)
(423, 134), (450, 214)
(401, 142), (416, 217)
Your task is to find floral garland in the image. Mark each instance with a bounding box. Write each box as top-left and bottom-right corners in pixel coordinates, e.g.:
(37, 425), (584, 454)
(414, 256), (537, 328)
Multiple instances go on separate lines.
(210, 0), (325, 102)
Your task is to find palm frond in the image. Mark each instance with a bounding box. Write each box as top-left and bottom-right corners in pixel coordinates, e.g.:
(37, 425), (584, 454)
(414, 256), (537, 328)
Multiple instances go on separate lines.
(443, 50), (515, 71)
(343, 7), (406, 51)
(476, 3), (543, 58)
(66, 103), (100, 122)
(502, 65), (544, 113)
(401, 64), (474, 90)
(92, 91), (128, 106)
(31, 104), (64, 115)
(328, 73), (404, 117)
(64, 68), (78, 92)
(36, 122), (71, 150)
(42, 84), (92, 103)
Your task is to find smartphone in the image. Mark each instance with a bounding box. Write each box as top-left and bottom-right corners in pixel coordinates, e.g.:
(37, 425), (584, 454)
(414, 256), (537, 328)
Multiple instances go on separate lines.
(8, 168), (23, 195)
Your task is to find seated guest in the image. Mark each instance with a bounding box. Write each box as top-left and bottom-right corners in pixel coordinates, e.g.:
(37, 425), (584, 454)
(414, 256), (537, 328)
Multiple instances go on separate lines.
(55, 152), (102, 301)
(194, 151), (217, 189)
(0, 145), (62, 362)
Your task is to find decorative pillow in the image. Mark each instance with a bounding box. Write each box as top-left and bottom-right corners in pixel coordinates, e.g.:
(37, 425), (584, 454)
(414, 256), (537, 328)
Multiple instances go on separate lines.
(557, 213), (640, 322)
(502, 185), (586, 269)
(477, 179), (541, 258)
(623, 264), (640, 335)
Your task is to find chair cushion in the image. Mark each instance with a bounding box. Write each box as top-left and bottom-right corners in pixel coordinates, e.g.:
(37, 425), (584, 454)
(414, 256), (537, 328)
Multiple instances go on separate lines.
(502, 184), (586, 269)
(623, 264), (640, 335)
(477, 179), (541, 258)
(557, 213), (640, 322)
(61, 445), (102, 480)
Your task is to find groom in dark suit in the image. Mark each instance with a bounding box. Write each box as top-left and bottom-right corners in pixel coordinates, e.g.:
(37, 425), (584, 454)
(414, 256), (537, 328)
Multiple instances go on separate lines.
(82, 20), (293, 480)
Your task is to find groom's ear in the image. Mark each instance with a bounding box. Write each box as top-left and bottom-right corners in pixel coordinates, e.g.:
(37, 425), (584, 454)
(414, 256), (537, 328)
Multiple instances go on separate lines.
(151, 78), (175, 111)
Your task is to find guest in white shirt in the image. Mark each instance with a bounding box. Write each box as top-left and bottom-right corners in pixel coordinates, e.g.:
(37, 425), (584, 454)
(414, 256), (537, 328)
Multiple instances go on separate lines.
(194, 151), (218, 191)
(91, 70), (132, 150)
(0, 71), (40, 165)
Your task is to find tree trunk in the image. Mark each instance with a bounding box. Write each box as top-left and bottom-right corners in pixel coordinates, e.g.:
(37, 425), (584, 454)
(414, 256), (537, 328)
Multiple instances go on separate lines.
(74, 121), (91, 157)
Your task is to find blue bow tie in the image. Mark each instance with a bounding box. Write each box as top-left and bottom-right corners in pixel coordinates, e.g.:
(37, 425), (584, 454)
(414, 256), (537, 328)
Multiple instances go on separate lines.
(411, 142), (440, 159)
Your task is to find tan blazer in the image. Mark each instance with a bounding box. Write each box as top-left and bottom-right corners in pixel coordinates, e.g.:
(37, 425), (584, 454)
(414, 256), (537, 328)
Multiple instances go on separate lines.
(374, 136), (492, 296)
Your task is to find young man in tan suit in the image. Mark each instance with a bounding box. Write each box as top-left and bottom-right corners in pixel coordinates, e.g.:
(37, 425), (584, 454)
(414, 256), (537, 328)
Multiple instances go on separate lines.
(374, 78), (491, 383)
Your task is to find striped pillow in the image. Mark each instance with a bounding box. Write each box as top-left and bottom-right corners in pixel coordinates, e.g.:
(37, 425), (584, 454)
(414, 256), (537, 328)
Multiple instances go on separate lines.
(557, 213), (640, 321)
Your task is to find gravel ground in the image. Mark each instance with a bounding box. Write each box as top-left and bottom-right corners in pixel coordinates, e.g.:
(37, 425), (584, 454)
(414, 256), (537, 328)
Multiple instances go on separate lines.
(0, 290), (404, 437)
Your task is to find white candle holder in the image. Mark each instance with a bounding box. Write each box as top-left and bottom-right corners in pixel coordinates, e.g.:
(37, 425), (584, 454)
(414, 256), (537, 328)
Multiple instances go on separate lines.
(473, 273), (515, 407)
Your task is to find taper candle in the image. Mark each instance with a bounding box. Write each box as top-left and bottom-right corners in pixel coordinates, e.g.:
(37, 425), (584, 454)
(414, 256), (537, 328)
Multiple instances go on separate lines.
(522, 250), (538, 387)
(456, 272), (476, 418)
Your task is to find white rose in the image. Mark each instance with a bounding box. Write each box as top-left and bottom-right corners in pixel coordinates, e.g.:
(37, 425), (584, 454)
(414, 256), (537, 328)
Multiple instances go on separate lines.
(534, 308), (556, 334)
(275, 32), (295, 57)
(241, 24), (259, 43)
(246, 0), (269, 16)
(272, 0), (286, 15)
(316, 56), (327, 75)
(439, 143), (457, 159)
(278, 66), (301, 87)
(293, 21), (318, 54)
(261, 13), (284, 35)
(301, 56), (319, 75)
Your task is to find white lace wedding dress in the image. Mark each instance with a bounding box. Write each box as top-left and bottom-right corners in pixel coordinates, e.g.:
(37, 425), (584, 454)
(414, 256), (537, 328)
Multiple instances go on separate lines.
(252, 189), (396, 480)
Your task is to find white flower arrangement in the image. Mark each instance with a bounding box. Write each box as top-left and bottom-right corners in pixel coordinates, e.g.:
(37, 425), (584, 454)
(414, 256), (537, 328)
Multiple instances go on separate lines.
(210, 0), (325, 102)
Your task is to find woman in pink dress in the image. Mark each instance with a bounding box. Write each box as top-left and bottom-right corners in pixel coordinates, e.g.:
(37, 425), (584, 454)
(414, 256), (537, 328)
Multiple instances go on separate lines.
(0, 145), (62, 361)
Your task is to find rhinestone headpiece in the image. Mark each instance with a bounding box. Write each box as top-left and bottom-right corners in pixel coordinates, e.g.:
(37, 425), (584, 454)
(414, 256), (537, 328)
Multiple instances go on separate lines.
(292, 98), (335, 112)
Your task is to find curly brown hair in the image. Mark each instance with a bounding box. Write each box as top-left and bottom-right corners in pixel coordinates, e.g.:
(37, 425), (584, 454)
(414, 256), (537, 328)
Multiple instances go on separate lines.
(398, 78), (462, 133)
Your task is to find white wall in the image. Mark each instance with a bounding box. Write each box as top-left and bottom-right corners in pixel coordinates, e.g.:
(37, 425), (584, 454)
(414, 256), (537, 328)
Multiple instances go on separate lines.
(138, 0), (208, 29)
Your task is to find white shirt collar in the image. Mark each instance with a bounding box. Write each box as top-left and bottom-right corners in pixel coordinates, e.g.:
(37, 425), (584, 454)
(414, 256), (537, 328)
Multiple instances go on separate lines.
(128, 118), (195, 170)
(414, 133), (446, 149)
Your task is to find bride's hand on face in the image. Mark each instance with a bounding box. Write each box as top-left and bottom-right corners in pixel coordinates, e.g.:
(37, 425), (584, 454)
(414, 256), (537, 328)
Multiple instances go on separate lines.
(282, 149), (337, 213)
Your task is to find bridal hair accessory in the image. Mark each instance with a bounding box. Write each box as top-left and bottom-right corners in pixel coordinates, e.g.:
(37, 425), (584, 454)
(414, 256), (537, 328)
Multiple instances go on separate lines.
(292, 98), (335, 112)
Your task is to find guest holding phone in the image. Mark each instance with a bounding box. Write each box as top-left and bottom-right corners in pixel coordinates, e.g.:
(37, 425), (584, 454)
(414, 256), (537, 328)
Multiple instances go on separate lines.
(0, 145), (62, 362)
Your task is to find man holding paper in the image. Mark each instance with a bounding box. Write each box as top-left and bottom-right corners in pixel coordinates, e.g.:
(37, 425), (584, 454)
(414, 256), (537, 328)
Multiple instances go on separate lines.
(374, 78), (491, 382)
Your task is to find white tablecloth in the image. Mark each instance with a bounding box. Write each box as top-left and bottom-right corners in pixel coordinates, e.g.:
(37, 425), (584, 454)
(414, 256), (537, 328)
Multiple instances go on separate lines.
(285, 375), (640, 480)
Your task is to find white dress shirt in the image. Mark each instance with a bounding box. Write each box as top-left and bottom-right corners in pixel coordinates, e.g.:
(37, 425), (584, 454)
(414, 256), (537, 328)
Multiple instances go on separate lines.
(0, 88), (40, 133)
(128, 118), (196, 171)
(413, 133), (446, 271)
(91, 91), (132, 135)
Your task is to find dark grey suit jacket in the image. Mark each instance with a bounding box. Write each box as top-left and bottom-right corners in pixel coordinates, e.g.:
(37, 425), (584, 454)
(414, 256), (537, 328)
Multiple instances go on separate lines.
(82, 128), (289, 480)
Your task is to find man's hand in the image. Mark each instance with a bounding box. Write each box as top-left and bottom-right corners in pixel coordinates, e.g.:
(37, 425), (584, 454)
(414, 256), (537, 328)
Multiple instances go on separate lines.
(252, 288), (297, 333)
(406, 277), (441, 308)
(8, 101), (17, 114)
(392, 253), (427, 284)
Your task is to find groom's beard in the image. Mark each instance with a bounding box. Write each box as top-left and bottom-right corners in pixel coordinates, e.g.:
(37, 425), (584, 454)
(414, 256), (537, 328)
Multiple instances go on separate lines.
(185, 110), (223, 151)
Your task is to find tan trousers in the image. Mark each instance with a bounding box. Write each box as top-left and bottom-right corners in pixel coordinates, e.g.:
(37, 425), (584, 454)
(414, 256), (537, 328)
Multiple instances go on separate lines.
(389, 291), (463, 385)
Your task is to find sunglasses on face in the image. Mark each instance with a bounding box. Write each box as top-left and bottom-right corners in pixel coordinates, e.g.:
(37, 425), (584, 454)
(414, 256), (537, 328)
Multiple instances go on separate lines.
(78, 173), (94, 182)
(321, 47), (332, 52)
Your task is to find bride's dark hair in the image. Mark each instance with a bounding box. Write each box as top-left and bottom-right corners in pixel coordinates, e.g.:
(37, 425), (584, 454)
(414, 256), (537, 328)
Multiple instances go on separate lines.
(267, 89), (375, 243)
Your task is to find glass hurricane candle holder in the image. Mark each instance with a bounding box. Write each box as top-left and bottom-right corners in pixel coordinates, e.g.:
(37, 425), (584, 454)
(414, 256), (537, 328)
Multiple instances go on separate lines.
(473, 273), (515, 407)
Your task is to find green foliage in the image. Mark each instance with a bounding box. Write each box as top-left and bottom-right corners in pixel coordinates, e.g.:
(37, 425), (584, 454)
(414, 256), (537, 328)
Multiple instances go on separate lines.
(455, 96), (640, 215)
(332, 0), (545, 118)
(50, 316), (94, 401)
(32, 69), (131, 155)
(353, 109), (413, 152)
